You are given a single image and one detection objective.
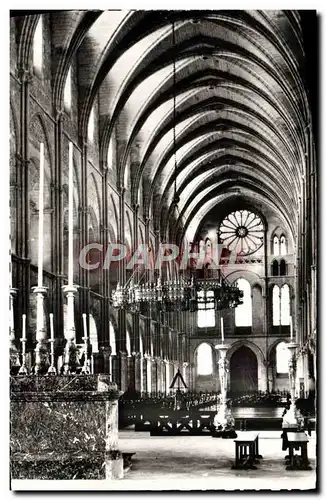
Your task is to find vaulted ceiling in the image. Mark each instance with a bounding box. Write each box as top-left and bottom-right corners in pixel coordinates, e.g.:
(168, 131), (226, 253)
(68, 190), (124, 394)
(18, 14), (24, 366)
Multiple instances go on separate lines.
(49, 10), (314, 245)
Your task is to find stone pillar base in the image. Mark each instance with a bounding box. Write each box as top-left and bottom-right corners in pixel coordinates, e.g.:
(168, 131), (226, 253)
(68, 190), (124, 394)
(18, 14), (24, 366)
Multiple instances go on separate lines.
(282, 404), (304, 429)
(105, 451), (124, 479)
(212, 403), (237, 438)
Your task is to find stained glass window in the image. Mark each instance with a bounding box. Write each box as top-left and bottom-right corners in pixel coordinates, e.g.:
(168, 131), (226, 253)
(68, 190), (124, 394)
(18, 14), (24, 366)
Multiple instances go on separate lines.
(88, 107), (95, 142)
(197, 290), (215, 327)
(197, 343), (213, 375)
(273, 284), (290, 325)
(219, 210), (264, 256)
(64, 67), (72, 111)
(235, 278), (252, 326)
(273, 285), (280, 325)
(280, 235), (287, 255)
(273, 236), (279, 256)
(33, 17), (43, 72)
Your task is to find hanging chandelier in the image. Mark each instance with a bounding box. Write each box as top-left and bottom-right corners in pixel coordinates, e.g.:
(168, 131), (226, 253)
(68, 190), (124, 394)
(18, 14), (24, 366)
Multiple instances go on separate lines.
(112, 271), (243, 313)
(111, 19), (243, 314)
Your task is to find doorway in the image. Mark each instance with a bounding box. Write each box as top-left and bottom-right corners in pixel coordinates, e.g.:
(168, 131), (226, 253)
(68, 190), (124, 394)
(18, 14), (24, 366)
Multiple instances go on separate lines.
(230, 346), (258, 395)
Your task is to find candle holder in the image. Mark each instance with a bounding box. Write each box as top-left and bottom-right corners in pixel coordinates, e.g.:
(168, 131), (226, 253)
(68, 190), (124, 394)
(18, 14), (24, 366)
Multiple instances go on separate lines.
(282, 342), (304, 429)
(18, 335), (28, 375)
(47, 337), (57, 375)
(212, 344), (236, 438)
(9, 287), (21, 372)
(62, 284), (79, 374)
(32, 285), (49, 374)
(81, 336), (91, 374)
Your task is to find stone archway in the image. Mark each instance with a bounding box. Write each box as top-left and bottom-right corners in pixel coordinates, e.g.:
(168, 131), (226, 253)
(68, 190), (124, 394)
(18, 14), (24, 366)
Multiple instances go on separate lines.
(230, 346), (258, 394)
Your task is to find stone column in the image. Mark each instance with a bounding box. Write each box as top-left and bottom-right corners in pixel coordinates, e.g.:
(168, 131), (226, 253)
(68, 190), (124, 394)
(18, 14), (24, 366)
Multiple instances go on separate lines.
(182, 362), (189, 389)
(97, 375), (124, 479)
(259, 358), (268, 392)
(167, 360), (172, 394)
(213, 344), (236, 437)
(156, 358), (162, 393)
(111, 354), (118, 385)
(150, 358), (155, 394)
(189, 362), (195, 391)
(282, 342), (304, 428)
(127, 354), (134, 391)
(303, 352), (309, 398)
(145, 353), (152, 394)
(134, 353), (141, 393)
(62, 284), (79, 374)
(119, 351), (127, 392)
(32, 285), (49, 373)
(142, 356), (147, 394)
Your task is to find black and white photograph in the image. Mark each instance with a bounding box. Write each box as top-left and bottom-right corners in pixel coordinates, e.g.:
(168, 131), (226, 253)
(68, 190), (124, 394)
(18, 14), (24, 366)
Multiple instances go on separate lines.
(8, 8), (318, 491)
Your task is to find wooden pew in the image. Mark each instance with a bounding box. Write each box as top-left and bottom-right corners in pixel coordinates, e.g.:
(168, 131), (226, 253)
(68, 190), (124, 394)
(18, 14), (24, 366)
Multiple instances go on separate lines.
(285, 432), (312, 470)
(231, 432), (262, 470)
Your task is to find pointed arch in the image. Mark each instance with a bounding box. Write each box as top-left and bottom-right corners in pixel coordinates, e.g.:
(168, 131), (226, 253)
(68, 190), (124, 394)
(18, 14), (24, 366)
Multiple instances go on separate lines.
(273, 235), (279, 256)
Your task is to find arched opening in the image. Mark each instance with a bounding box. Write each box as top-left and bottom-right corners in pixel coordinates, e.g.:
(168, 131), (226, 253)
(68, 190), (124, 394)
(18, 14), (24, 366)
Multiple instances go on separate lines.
(280, 235), (287, 255)
(273, 235), (279, 256)
(196, 343), (213, 375)
(272, 260), (279, 276)
(197, 290), (215, 327)
(235, 278), (252, 326)
(280, 259), (286, 276)
(230, 346), (258, 394)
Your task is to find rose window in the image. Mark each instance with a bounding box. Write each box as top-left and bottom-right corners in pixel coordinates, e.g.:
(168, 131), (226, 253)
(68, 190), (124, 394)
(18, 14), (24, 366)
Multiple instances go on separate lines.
(219, 210), (264, 256)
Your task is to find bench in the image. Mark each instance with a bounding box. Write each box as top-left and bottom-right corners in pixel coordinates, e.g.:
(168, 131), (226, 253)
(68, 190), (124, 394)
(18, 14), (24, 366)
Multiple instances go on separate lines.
(231, 432), (262, 470)
(285, 432), (312, 470)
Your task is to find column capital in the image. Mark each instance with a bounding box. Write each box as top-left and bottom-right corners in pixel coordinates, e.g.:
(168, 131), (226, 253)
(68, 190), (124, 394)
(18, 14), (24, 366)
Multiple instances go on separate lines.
(54, 108), (65, 123)
(18, 67), (33, 84)
(117, 185), (126, 196)
(31, 285), (48, 295)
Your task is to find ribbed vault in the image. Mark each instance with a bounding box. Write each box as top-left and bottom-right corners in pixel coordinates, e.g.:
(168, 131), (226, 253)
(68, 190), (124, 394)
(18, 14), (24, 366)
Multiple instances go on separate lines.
(46, 9), (312, 246)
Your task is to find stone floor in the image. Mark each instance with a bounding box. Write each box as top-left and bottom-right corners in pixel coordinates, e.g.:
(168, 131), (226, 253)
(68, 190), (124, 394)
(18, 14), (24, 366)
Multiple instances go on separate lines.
(114, 428), (317, 491)
(11, 429), (317, 491)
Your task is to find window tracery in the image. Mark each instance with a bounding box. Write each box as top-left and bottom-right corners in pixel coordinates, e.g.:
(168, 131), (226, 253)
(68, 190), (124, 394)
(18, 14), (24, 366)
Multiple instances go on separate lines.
(219, 210), (264, 256)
